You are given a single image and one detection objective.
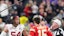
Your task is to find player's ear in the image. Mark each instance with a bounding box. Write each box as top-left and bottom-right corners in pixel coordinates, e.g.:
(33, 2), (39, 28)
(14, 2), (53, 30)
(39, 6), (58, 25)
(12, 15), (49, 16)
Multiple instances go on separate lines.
(12, 20), (14, 24)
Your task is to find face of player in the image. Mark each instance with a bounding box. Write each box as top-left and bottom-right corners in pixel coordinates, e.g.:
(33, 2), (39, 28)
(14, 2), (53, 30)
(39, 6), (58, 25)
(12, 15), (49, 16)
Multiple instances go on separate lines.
(40, 21), (46, 26)
(14, 16), (19, 25)
(51, 22), (59, 30)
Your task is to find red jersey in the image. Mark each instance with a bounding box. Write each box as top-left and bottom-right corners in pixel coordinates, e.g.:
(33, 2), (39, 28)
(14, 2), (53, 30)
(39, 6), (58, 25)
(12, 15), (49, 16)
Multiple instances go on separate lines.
(29, 25), (53, 36)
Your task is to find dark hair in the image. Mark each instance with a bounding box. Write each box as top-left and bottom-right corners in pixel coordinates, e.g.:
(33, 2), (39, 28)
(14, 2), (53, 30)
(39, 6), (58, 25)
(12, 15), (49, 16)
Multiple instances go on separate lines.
(33, 17), (40, 24)
(12, 16), (19, 24)
(62, 18), (64, 20)
(12, 16), (19, 20)
(0, 0), (2, 1)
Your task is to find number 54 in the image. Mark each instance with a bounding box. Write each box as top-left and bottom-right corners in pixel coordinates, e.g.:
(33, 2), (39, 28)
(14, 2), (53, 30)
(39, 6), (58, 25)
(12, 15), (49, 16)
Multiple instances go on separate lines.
(11, 32), (20, 36)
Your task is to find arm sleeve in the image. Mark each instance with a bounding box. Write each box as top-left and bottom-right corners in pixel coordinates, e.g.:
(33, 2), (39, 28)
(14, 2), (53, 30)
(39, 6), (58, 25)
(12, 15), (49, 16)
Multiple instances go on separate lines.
(47, 31), (53, 36)
(29, 28), (35, 36)
(45, 27), (53, 36)
(29, 31), (35, 36)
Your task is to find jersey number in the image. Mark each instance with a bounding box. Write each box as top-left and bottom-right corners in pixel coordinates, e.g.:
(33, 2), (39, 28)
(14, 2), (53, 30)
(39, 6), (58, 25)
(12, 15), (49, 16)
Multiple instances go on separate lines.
(38, 30), (47, 36)
(11, 32), (20, 36)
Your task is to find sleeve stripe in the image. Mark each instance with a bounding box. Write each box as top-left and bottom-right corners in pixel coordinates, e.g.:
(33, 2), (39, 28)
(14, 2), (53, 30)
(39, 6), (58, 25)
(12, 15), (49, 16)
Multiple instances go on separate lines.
(30, 29), (35, 32)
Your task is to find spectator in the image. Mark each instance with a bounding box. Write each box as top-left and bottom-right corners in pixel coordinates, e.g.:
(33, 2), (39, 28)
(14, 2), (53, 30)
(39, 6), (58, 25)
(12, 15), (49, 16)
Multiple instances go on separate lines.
(39, 2), (46, 16)
(51, 1), (59, 15)
(0, 0), (9, 23)
(5, 0), (9, 4)
(7, 1), (13, 13)
(31, 1), (38, 15)
(39, 2), (45, 9)
(19, 2), (24, 14)
(24, 2), (33, 22)
(21, 0), (29, 8)
(5, 10), (18, 24)
(46, 7), (56, 23)
(56, 10), (64, 19)
(56, 0), (62, 12)
(0, 0), (9, 17)
(50, 19), (64, 36)
(12, 0), (22, 16)
(24, 3), (32, 17)
(39, 9), (44, 16)
(9, 10), (18, 17)
(59, 2), (64, 10)
(29, 0), (33, 4)
(0, 18), (5, 34)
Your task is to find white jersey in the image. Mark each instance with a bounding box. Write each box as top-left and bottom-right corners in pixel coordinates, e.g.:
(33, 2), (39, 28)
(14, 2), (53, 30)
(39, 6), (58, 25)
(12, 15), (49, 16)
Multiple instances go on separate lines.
(0, 22), (5, 30)
(5, 24), (25, 36)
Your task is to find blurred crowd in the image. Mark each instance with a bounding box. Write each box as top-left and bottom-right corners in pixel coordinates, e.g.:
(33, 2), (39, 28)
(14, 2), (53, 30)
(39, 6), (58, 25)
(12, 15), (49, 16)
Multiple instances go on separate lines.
(0, 0), (64, 23)
(0, 0), (64, 36)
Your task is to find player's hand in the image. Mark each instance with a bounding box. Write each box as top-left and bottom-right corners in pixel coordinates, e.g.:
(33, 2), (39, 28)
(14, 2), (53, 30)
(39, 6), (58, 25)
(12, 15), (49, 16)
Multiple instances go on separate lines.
(4, 28), (8, 33)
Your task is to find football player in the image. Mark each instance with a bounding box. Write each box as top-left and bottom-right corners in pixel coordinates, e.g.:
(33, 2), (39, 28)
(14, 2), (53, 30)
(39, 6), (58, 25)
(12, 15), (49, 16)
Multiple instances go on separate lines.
(29, 16), (53, 36)
(0, 16), (28, 36)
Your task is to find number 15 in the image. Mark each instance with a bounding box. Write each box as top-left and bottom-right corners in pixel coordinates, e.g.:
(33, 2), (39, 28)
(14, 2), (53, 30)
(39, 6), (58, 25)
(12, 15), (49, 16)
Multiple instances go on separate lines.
(38, 30), (47, 36)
